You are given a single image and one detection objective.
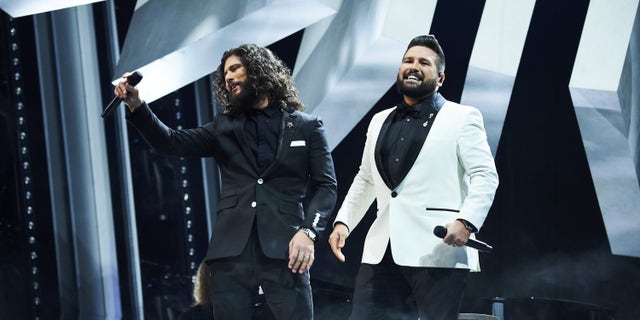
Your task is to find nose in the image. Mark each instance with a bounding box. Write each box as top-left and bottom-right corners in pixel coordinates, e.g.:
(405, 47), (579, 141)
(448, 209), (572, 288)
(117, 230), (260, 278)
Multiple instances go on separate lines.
(225, 74), (235, 91)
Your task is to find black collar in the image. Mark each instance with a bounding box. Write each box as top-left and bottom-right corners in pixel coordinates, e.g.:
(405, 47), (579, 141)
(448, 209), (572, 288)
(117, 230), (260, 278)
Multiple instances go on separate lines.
(397, 92), (445, 119)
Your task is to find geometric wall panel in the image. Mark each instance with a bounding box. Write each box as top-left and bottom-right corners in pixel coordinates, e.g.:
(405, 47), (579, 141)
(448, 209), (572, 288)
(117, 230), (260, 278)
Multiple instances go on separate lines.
(295, 0), (438, 150)
(0, 0), (103, 18)
(461, 0), (536, 155)
(570, 0), (640, 257)
(114, 0), (335, 104)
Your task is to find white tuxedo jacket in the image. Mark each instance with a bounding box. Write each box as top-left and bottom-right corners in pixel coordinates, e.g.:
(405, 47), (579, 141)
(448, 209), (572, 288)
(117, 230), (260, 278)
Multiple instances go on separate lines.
(335, 99), (498, 271)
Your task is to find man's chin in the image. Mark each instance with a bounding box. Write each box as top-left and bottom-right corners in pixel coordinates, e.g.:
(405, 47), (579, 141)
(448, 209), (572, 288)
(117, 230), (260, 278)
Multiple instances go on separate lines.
(402, 87), (426, 97)
(397, 80), (437, 98)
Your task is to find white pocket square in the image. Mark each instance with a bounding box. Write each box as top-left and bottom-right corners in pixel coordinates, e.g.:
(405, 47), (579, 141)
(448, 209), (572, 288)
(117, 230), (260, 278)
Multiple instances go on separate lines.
(290, 140), (306, 147)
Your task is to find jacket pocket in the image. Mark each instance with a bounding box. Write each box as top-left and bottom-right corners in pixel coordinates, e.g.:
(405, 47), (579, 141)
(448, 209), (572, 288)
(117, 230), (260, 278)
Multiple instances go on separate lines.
(217, 195), (238, 213)
(425, 207), (459, 213)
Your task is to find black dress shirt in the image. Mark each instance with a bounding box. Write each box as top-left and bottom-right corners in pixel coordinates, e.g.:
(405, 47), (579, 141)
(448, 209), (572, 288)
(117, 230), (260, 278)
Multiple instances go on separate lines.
(380, 93), (444, 188)
(246, 104), (283, 173)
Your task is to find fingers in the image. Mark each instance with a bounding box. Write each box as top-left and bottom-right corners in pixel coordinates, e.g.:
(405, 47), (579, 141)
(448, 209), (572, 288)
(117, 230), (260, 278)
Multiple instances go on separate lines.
(443, 221), (469, 247)
(330, 243), (345, 262)
(113, 81), (126, 99)
(296, 251), (314, 273)
(112, 72), (143, 111)
(113, 72), (138, 98)
(114, 81), (132, 99)
(288, 234), (314, 274)
(328, 231), (347, 262)
(288, 250), (314, 274)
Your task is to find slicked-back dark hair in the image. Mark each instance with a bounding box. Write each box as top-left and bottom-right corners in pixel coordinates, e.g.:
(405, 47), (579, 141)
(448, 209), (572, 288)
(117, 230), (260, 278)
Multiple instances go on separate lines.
(213, 44), (304, 114)
(405, 34), (446, 73)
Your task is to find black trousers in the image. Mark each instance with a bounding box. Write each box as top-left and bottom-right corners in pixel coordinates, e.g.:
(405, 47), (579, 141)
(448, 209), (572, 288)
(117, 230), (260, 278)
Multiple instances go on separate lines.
(208, 223), (313, 320)
(349, 245), (469, 320)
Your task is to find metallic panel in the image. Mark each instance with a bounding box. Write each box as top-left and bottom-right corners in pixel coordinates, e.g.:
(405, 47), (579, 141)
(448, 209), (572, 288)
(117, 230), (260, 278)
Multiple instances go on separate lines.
(113, 0), (335, 104)
(570, 0), (640, 257)
(0, 0), (103, 18)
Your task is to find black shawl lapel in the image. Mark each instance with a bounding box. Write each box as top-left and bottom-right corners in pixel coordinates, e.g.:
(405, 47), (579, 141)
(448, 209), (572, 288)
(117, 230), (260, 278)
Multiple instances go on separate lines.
(396, 112), (433, 186)
(396, 95), (443, 185)
(375, 95), (443, 190)
(374, 109), (397, 190)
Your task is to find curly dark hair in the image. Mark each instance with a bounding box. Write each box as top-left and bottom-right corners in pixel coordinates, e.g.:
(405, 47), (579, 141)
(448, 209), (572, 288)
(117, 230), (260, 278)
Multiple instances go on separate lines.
(213, 44), (304, 114)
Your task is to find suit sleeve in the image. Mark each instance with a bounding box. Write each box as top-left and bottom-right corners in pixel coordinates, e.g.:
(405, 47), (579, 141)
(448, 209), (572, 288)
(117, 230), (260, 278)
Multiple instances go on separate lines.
(456, 107), (499, 230)
(302, 117), (338, 235)
(126, 102), (217, 157)
(333, 117), (378, 232)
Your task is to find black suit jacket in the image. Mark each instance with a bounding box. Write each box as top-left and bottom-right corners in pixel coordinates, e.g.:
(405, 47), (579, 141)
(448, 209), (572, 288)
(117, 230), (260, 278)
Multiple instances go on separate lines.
(128, 103), (337, 260)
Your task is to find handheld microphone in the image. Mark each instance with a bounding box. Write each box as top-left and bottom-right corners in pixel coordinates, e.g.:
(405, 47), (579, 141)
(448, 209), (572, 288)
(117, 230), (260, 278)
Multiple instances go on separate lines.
(433, 225), (493, 253)
(101, 71), (143, 118)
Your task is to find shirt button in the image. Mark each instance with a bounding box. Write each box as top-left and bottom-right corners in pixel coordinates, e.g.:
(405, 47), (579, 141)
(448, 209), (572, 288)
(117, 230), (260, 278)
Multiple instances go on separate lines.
(400, 137), (405, 141)
(257, 178), (264, 184)
(251, 201), (257, 208)
(406, 118), (411, 122)
(395, 158), (399, 162)
(391, 191), (398, 197)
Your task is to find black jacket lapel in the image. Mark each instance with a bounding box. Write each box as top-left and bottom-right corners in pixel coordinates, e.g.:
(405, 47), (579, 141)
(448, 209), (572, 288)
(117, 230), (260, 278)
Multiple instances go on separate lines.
(376, 95), (444, 190)
(262, 109), (296, 177)
(374, 110), (396, 190)
(394, 96), (443, 188)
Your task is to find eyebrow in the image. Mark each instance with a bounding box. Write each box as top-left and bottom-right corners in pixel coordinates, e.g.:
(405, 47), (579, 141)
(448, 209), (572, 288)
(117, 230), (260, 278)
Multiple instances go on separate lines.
(224, 63), (242, 74)
(403, 56), (431, 63)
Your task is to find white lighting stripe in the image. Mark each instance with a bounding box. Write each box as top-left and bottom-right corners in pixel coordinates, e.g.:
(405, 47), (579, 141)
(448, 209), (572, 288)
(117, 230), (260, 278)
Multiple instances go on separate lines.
(0, 0), (104, 18)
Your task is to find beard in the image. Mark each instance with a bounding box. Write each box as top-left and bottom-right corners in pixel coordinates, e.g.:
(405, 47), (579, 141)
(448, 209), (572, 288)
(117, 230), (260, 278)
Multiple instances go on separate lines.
(228, 81), (260, 113)
(395, 73), (438, 99)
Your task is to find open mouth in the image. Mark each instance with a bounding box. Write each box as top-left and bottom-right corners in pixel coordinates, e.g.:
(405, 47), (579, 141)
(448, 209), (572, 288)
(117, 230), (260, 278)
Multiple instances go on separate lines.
(403, 73), (422, 84)
(228, 82), (240, 94)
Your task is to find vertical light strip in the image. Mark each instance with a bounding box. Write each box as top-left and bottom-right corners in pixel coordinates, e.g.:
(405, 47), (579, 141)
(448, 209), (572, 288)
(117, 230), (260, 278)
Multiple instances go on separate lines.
(8, 17), (41, 318)
(174, 96), (198, 274)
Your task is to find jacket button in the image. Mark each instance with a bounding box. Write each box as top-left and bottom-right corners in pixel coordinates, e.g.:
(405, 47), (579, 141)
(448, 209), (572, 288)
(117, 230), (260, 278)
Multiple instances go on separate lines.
(251, 201), (257, 208)
(391, 191), (398, 197)
(257, 178), (264, 184)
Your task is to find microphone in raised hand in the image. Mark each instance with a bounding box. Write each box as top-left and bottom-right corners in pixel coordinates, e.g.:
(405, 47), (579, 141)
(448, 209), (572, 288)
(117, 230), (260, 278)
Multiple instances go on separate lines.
(433, 225), (493, 253)
(101, 71), (143, 118)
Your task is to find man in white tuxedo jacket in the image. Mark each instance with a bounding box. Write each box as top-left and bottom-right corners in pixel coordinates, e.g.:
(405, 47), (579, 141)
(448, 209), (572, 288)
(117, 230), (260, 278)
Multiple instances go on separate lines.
(329, 35), (499, 320)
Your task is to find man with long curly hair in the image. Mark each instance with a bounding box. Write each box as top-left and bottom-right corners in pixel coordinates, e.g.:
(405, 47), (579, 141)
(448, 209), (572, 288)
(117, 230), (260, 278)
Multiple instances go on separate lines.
(115, 44), (337, 319)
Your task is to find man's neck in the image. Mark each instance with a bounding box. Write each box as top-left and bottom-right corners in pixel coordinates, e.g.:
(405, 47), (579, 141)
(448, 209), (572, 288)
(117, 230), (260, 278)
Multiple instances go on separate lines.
(403, 91), (436, 107)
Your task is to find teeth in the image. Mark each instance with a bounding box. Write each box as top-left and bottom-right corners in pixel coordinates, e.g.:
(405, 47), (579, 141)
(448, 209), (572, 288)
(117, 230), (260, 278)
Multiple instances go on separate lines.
(407, 75), (419, 80)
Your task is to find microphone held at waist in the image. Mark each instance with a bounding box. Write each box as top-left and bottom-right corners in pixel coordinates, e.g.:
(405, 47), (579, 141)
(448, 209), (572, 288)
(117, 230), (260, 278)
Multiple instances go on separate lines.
(101, 71), (143, 118)
(433, 225), (493, 253)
